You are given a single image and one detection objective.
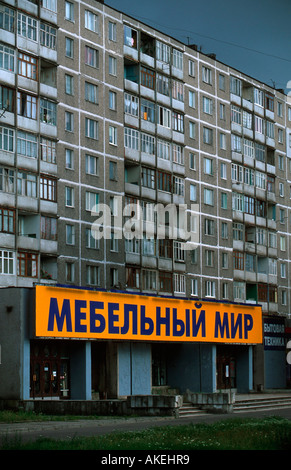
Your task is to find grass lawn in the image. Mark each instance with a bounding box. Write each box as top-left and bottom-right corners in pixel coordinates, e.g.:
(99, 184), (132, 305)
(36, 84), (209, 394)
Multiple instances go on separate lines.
(1, 414), (291, 450)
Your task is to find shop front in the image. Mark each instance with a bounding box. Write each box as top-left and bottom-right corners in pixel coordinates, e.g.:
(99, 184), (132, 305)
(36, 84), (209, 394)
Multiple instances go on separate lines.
(0, 286), (264, 403)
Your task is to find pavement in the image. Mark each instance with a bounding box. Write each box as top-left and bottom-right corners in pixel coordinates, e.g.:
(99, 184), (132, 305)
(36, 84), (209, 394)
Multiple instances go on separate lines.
(1, 403), (291, 446)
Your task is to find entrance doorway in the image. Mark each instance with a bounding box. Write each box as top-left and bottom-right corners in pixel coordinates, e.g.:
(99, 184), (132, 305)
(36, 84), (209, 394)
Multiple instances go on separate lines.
(216, 346), (236, 390)
(30, 341), (70, 399)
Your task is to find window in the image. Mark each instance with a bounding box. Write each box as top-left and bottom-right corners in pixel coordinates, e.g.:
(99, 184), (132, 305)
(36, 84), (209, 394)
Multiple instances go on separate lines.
(17, 131), (37, 159)
(85, 10), (99, 32)
(265, 93), (274, 111)
(0, 5), (14, 33)
(142, 269), (157, 291)
(142, 167), (155, 189)
(86, 191), (99, 212)
(221, 222), (228, 239)
(141, 66), (155, 90)
(277, 101), (283, 117)
(65, 74), (74, 95)
(159, 271), (172, 292)
(156, 73), (169, 96)
(233, 223), (244, 241)
(172, 49), (183, 70)
(85, 118), (98, 139)
(205, 218), (214, 236)
(173, 176), (184, 196)
(255, 116), (264, 134)
(205, 280), (215, 298)
(109, 126), (117, 146)
(220, 133), (226, 149)
(220, 103), (225, 120)
(109, 160), (117, 179)
(203, 97), (213, 115)
(0, 208), (15, 234)
(65, 262), (75, 283)
(280, 235), (286, 251)
(17, 91), (37, 119)
(86, 227), (100, 249)
(17, 171), (37, 197)
(126, 266), (140, 289)
(243, 138), (254, 158)
(125, 237), (140, 254)
(172, 112), (184, 133)
(191, 278), (198, 296)
(40, 175), (57, 201)
(0, 249), (14, 274)
(65, 1), (74, 21)
(40, 98), (57, 125)
(108, 90), (116, 110)
(86, 154), (99, 175)
(40, 22), (57, 50)
(124, 93), (138, 116)
(109, 21), (116, 41)
(85, 82), (98, 104)
(230, 76), (241, 96)
(204, 188), (214, 206)
(141, 133), (155, 155)
(158, 106), (171, 128)
(281, 263), (286, 279)
(205, 249), (214, 267)
(109, 56), (117, 76)
(203, 127), (213, 145)
(43, 0), (57, 13)
(219, 74), (225, 90)
(0, 44), (14, 72)
(174, 273), (186, 294)
(231, 134), (242, 152)
(254, 88), (264, 106)
(173, 144), (183, 164)
(222, 252), (228, 269)
(65, 37), (74, 58)
(124, 127), (139, 150)
(41, 216), (57, 241)
(40, 137), (56, 163)
(189, 152), (196, 170)
(65, 111), (74, 132)
(204, 157), (213, 175)
(124, 25), (137, 48)
(231, 105), (241, 124)
(221, 193), (228, 209)
(65, 186), (74, 207)
(156, 41), (170, 64)
(18, 52), (37, 80)
(17, 251), (37, 277)
(234, 251), (244, 270)
(189, 121), (196, 139)
(66, 224), (75, 245)
(188, 60), (195, 77)
(266, 121), (274, 139)
(159, 239), (172, 259)
(243, 110), (252, 129)
(157, 170), (171, 192)
(87, 265), (100, 286)
(157, 139), (170, 160)
(85, 45), (99, 67)
(65, 148), (74, 169)
(0, 166), (15, 193)
(189, 90), (195, 108)
(234, 281), (245, 301)
(278, 129), (284, 144)
(172, 80), (184, 102)
(17, 13), (37, 41)
(141, 98), (155, 123)
(202, 66), (212, 84)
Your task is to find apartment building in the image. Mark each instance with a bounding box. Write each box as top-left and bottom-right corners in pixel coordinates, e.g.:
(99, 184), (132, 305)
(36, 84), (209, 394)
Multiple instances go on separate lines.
(0, 0), (290, 403)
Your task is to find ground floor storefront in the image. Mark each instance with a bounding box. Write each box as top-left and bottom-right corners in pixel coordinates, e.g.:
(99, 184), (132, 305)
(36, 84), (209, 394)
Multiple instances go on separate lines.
(0, 286), (290, 404)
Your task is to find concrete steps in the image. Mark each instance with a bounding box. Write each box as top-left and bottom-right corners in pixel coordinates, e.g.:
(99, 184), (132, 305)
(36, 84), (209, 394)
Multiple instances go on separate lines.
(178, 402), (205, 418)
(233, 395), (291, 413)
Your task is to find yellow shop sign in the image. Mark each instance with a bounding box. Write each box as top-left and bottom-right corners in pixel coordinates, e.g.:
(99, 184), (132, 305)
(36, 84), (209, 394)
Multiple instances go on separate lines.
(35, 286), (262, 344)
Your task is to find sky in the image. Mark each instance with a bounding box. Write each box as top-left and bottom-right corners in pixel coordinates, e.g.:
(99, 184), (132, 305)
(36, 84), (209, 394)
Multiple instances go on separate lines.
(105, 0), (291, 93)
